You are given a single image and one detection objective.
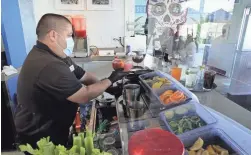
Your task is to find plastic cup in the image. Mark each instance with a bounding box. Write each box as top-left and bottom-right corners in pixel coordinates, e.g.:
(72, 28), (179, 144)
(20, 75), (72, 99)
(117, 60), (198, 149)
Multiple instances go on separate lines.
(171, 67), (182, 81)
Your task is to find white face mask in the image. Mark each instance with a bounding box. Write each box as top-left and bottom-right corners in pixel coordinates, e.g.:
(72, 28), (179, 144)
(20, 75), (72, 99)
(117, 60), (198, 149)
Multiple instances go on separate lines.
(64, 37), (75, 56)
(56, 33), (75, 56)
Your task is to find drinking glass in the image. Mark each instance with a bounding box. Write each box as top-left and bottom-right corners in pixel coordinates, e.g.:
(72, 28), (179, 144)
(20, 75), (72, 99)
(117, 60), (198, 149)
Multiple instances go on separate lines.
(204, 70), (216, 89)
(171, 67), (182, 81)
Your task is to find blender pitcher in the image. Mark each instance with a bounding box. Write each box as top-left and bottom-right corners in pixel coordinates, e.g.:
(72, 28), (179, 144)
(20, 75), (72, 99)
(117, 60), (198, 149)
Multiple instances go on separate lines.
(123, 84), (141, 107)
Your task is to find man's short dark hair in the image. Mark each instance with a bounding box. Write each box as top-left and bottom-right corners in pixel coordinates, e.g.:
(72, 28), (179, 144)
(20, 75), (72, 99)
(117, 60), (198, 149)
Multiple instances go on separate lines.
(36, 13), (72, 39)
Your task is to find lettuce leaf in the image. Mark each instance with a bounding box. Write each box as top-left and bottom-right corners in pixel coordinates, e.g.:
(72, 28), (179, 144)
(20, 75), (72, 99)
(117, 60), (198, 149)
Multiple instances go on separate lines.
(19, 144), (42, 155)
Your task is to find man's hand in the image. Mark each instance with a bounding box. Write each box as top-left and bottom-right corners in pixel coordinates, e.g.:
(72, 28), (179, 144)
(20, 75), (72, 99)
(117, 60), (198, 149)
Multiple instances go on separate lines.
(108, 69), (128, 84)
(106, 85), (123, 98)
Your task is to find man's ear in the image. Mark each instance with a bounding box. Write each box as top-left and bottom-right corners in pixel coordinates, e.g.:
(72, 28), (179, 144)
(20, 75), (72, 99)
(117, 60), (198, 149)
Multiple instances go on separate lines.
(48, 30), (57, 42)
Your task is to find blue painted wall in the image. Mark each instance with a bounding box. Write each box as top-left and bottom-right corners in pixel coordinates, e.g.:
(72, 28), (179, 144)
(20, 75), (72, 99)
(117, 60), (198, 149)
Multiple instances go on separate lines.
(18, 0), (37, 54)
(1, 0), (36, 68)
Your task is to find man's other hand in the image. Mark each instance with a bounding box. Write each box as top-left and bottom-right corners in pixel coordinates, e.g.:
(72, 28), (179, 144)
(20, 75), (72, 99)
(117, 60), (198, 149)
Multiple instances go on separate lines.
(108, 69), (128, 84)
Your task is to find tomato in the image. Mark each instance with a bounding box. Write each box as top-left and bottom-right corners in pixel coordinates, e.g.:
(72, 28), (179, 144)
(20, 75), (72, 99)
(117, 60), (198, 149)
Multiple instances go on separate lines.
(112, 58), (125, 70)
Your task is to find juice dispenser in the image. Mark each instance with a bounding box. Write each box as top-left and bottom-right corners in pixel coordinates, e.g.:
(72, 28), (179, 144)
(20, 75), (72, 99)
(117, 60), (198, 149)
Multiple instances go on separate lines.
(65, 15), (89, 57)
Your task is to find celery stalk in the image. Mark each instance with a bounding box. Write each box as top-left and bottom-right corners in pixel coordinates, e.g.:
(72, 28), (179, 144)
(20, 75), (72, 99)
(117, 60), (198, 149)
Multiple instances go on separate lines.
(80, 147), (86, 155)
(69, 145), (77, 155)
(84, 136), (94, 155)
(73, 134), (77, 146)
(79, 133), (85, 147)
(74, 136), (82, 153)
(86, 130), (93, 138)
(91, 148), (100, 155)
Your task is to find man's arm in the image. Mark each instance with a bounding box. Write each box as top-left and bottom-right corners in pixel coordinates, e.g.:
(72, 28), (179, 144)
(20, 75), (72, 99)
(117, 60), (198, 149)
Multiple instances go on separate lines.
(79, 71), (117, 95)
(69, 58), (99, 85)
(37, 62), (111, 104)
(80, 72), (99, 86)
(68, 70), (128, 103)
(38, 62), (127, 105)
(67, 79), (111, 104)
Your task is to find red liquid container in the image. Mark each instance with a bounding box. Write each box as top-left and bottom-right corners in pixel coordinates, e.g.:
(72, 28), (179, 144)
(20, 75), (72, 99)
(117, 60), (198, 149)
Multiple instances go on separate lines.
(72, 15), (87, 38)
(129, 128), (184, 155)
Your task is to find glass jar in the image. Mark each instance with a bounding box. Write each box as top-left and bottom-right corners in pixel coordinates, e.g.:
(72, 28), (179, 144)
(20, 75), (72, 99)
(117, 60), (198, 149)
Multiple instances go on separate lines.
(185, 67), (199, 89)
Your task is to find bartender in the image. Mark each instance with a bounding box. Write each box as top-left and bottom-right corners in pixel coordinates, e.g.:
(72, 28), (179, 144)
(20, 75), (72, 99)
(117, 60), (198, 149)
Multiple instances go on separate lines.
(14, 13), (127, 150)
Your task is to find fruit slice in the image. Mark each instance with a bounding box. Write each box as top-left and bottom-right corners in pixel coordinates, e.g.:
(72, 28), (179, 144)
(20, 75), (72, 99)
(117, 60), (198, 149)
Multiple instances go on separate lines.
(190, 137), (204, 151)
(160, 90), (173, 97)
(212, 145), (229, 155)
(175, 107), (188, 115)
(160, 90), (173, 103)
(164, 97), (171, 104)
(220, 151), (229, 155)
(196, 149), (204, 155)
(165, 111), (174, 119)
(160, 95), (170, 103)
(206, 145), (216, 155)
(156, 77), (168, 82)
(202, 150), (209, 155)
(188, 150), (196, 155)
(169, 91), (185, 103)
(152, 81), (163, 89)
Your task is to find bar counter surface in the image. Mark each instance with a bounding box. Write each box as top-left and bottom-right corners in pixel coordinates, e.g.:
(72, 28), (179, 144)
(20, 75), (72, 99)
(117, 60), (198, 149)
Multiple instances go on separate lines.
(72, 54), (251, 155)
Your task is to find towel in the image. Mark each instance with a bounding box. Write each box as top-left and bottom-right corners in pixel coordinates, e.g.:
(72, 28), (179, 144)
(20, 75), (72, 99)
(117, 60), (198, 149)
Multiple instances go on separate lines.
(2, 65), (18, 76)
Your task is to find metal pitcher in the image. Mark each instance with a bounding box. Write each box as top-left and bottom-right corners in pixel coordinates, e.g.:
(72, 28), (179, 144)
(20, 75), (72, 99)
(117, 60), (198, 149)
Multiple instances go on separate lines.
(123, 84), (140, 107)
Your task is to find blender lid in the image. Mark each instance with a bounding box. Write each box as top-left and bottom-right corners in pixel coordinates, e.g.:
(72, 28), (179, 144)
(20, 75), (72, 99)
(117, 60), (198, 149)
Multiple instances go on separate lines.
(128, 128), (184, 155)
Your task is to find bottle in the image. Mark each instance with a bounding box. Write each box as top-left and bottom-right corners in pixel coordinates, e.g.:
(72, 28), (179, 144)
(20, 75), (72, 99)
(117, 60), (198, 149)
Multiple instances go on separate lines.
(75, 112), (81, 133)
(126, 45), (131, 55)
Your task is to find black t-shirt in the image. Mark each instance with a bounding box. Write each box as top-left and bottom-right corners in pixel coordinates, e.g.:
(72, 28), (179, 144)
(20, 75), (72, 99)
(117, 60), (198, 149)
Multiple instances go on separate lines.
(15, 41), (85, 145)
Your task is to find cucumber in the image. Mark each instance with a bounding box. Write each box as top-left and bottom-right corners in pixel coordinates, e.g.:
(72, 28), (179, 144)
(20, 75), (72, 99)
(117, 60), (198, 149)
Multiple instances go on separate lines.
(165, 111), (174, 119)
(175, 107), (188, 115)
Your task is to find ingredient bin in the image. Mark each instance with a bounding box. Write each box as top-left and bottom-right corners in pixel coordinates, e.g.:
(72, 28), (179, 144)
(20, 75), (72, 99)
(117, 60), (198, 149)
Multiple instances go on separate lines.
(180, 128), (247, 155)
(159, 101), (217, 135)
(139, 71), (196, 108)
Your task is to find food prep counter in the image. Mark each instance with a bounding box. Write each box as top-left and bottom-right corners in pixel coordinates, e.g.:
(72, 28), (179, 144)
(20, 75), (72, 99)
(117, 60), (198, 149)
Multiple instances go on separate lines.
(73, 54), (251, 155)
(114, 72), (251, 155)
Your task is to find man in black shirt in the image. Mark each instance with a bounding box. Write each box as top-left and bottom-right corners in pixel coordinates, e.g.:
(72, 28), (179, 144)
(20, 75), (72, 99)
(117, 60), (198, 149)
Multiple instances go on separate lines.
(15, 13), (126, 149)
